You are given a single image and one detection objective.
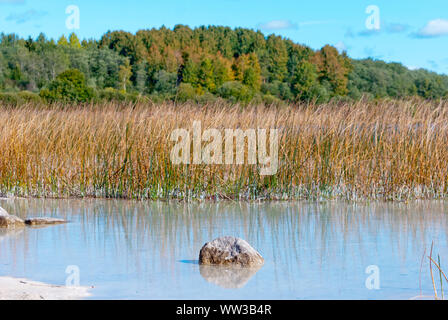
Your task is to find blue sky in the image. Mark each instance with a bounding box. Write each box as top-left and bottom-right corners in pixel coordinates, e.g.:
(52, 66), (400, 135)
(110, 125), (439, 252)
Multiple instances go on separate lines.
(0, 0), (447, 74)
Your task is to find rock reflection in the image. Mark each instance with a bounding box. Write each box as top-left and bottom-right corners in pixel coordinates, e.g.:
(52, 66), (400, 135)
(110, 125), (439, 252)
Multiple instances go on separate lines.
(199, 264), (262, 289)
(0, 228), (23, 243)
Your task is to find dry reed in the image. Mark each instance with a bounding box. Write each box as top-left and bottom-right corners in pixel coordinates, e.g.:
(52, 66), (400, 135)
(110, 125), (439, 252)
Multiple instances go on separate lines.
(0, 99), (447, 200)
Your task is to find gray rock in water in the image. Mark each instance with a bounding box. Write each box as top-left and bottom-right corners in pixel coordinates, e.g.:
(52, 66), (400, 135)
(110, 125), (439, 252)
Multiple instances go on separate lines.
(199, 236), (264, 267)
(25, 218), (67, 226)
(0, 207), (25, 229)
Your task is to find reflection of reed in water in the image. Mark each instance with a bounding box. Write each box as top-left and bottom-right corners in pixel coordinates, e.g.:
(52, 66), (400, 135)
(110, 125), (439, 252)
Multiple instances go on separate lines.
(199, 264), (263, 289)
(0, 198), (447, 293)
(0, 228), (24, 243)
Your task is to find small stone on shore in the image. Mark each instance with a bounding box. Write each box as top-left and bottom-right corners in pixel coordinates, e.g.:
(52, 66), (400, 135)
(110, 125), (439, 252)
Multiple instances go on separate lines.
(0, 206), (67, 228)
(0, 207), (25, 229)
(0, 215), (25, 228)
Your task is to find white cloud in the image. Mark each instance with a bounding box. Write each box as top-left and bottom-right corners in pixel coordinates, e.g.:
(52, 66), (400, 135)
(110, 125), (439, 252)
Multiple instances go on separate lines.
(416, 19), (448, 37)
(298, 20), (333, 27)
(347, 22), (409, 38)
(386, 23), (409, 33)
(334, 41), (347, 53)
(0, 0), (25, 3)
(257, 20), (298, 31)
(6, 9), (46, 24)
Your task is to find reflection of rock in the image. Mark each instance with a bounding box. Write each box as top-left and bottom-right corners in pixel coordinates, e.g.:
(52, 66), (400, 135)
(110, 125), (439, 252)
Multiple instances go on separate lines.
(199, 264), (262, 289)
(0, 207), (25, 229)
(25, 218), (67, 226)
(0, 228), (24, 243)
(199, 236), (264, 267)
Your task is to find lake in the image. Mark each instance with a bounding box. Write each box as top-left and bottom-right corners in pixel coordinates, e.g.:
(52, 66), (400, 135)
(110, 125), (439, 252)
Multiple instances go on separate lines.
(0, 199), (447, 300)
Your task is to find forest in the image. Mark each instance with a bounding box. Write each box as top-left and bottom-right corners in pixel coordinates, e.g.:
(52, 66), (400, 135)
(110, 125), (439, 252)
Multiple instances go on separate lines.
(0, 25), (447, 105)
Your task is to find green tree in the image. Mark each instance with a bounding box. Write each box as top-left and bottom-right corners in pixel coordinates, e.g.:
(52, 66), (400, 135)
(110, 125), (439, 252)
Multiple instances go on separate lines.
(242, 53), (261, 91)
(39, 69), (94, 102)
(134, 62), (148, 93)
(217, 81), (254, 103)
(69, 33), (81, 49)
(213, 55), (233, 88)
(181, 57), (199, 87)
(292, 61), (318, 100)
(198, 56), (215, 92)
(313, 45), (352, 96)
(0, 27), (447, 104)
(176, 82), (196, 102)
(118, 59), (132, 91)
(57, 35), (69, 47)
(153, 70), (177, 96)
(265, 35), (288, 82)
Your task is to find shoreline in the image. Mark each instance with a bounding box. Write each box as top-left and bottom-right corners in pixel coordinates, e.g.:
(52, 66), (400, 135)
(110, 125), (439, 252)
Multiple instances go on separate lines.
(0, 276), (91, 300)
(2, 194), (448, 203)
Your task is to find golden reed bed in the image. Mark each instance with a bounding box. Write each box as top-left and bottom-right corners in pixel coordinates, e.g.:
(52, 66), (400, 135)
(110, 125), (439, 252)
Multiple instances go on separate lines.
(0, 99), (447, 201)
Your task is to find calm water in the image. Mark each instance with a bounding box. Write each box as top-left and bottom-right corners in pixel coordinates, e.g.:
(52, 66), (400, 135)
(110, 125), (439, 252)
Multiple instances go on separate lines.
(0, 199), (447, 300)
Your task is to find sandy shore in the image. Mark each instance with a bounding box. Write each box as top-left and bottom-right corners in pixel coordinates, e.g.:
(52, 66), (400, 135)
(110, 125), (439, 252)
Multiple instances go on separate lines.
(0, 277), (91, 300)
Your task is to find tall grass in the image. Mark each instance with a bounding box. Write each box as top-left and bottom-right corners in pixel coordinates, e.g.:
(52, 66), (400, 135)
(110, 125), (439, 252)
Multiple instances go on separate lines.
(0, 99), (447, 200)
(428, 242), (448, 300)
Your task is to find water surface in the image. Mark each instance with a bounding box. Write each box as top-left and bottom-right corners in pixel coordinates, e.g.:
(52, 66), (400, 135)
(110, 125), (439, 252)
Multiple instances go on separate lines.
(0, 199), (447, 300)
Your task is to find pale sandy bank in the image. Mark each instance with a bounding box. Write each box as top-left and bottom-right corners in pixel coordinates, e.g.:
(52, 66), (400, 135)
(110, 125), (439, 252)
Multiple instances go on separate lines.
(0, 277), (91, 300)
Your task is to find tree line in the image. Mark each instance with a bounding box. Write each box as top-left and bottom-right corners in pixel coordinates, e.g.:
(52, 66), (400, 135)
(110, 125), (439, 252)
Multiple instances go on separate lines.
(0, 25), (447, 105)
